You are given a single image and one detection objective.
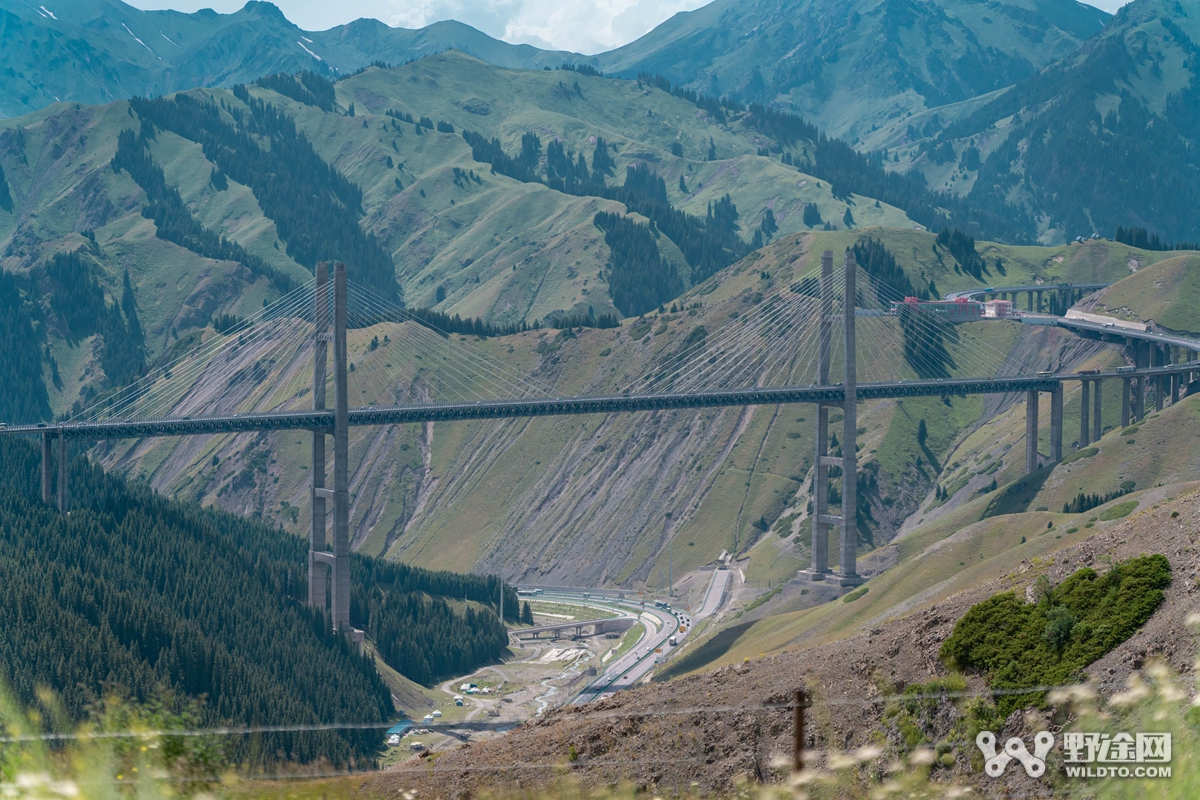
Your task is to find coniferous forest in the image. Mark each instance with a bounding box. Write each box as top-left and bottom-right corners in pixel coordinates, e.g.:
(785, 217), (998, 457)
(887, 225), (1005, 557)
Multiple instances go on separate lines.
(0, 437), (513, 766)
(127, 91), (401, 303)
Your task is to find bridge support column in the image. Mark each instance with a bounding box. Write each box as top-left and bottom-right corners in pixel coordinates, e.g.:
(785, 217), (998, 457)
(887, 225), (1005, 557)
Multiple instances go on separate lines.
(1121, 378), (1131, 427)
(332, 261), (352, 635)
(1093, 379), (1102, 442)
(1027, 291), (1034, 312)
(1050, 385), (1063, 463)
(838, 249), (863, 588)
(41, 431), (53, 505)
(57, 429), (68, 513)
(803, 251), (834, 582)
(1154, 345), (1165, 412)
(1079, 380), (1091, 448)
(1035, 289), (1043, 312)
(309, 262), (330, 610)
(1025, 390), (1039, 473)
(1172, 373), (1181, 405)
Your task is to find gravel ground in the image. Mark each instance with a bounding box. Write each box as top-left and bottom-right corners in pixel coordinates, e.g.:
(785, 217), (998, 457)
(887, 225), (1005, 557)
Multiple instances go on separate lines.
(362, 488), (1200, 798)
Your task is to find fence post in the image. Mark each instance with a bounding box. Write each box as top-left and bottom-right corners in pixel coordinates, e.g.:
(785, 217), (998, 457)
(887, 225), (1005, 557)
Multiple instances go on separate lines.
(793, 688), (810, 772)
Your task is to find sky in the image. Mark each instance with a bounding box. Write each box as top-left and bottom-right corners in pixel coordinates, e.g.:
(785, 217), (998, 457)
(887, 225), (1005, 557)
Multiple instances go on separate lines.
(125, 0), (1134, 55)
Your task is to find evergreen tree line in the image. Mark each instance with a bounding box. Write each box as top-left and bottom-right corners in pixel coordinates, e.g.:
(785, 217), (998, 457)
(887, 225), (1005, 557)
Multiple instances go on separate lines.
(130, 91), (400, 302)
(852, 236), (920, 300)
(1062, 486), (1130, 515)
(37, 250), (146, 386)
(593, 211), (683, 316)
(1114, 226), (1199, 252)
(364, 592), (507, 686)
(461, 129), (749, 304)
(936, 23), (1200, 244)
(360, 306), (533, 338)
(543, 308), (620, 329)
(110, 125), (295, 293)
(854, 235), (955, 381)
(632, 73), (1027, 242)
(559, 63), (603, 78)
(0, 436), (514, 764)
(936, 227), (988, 279)
(0, 161), (11, 212)
(254, 71), (337, 112)
(0, 272), (50, 423)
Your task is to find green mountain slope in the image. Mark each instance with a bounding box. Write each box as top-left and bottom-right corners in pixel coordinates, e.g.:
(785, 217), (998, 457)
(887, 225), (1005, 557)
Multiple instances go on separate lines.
(0, 436), (514, 765)
(596, 0), (1110, 141)
(892, 0), (1200, 244)
(107, 231), (1181, 591)
(0, 0), (585, 119)
(0, 51), (940, 423)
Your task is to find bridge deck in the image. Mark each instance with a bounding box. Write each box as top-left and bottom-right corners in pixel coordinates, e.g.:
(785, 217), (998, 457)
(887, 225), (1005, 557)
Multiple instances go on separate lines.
(4, 364), (1195, 441)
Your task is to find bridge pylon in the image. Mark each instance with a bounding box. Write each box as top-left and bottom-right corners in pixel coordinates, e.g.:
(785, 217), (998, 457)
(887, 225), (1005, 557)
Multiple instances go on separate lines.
(802, 249), (863, 588)
(309, 261), (363, 648)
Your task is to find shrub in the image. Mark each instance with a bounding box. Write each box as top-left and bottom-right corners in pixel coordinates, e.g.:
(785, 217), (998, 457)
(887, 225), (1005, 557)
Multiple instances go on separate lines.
(940, 555), (1170, 715)
(1099, 500), (1138, 521)
(842, 586), (869, 603)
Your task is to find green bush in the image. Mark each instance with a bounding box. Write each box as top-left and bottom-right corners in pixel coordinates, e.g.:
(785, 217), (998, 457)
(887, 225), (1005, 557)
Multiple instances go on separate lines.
(940, 555), (1170, 715)
(1099, 500), (1138, 521)
(842, 586), (869, 603)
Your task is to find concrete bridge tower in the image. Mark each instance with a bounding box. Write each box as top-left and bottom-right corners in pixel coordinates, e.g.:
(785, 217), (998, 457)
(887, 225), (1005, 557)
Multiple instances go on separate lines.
(309, 261), (363, 646)
(803, 250), (864, 588)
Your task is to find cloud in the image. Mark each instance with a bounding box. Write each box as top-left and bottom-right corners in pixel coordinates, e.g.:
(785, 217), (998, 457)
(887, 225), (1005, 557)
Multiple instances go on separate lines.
(127, 0), (1130, 52)
(386, 0), (707, 54)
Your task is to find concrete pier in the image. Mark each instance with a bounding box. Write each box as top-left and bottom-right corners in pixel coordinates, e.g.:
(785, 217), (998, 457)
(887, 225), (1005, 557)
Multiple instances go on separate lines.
(332, 261), (352, 633)
(57, 429), (68, 512)
(1026, 390), (1039, 473)
(41, 431), (53, 504)
(805, 251), (834, 582)
(839, 249), (862, 587)
(1122, 378), (1132, 427)
(1079, 380), (1091, 448)
(1050, 385), (1063, 462)
(309, 262), (329, 609)
(1093, 380), (1102, 442)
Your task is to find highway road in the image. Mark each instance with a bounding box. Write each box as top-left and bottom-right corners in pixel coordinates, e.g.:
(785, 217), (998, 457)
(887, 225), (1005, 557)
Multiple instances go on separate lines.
(522, 590), (689, 705)
(695, 569), (729, 620)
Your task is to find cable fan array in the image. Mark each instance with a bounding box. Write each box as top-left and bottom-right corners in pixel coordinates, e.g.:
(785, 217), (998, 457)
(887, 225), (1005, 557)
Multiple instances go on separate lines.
(622, 260), (1026, 398)
(72, 258), (1039, 428)
(70, 281), (551, 426)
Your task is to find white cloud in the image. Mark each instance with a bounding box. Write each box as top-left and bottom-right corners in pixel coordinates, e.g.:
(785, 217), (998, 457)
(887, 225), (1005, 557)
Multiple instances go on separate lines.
(125, 0), (1133, 52)
(386, 0), (708, 54)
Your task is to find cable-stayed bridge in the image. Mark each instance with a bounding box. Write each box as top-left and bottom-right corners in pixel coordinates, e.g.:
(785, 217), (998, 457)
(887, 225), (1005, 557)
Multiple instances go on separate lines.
(5, 254), (1199, 634)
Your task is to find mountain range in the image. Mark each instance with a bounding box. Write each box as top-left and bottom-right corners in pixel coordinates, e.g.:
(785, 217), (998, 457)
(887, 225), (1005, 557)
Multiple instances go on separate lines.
(595, 0), (1111, 140)
(0, 0), (586, 118)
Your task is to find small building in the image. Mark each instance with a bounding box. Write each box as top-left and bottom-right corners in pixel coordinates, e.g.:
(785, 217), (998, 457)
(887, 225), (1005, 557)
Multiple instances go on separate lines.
(982, 299), (1017, 319)
(431, 710), (443, 718)
(890, 297), (983, 322)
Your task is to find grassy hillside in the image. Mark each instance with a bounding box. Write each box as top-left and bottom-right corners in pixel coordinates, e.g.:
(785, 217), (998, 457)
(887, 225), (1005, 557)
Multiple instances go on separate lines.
(662, 376), (1200, 678)
(882, 0), (1200, 245)
(0, 51), (928, 423)
(596, 0), (1109, 142)
(1081, 253), (1200, 334)
(105, 229), (1182, 592)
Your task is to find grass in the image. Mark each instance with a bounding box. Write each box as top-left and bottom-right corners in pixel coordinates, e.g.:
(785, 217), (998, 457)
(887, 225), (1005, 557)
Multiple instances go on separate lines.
(1099, 500), (1139, 521)
(1087, 254), (1200, 333)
